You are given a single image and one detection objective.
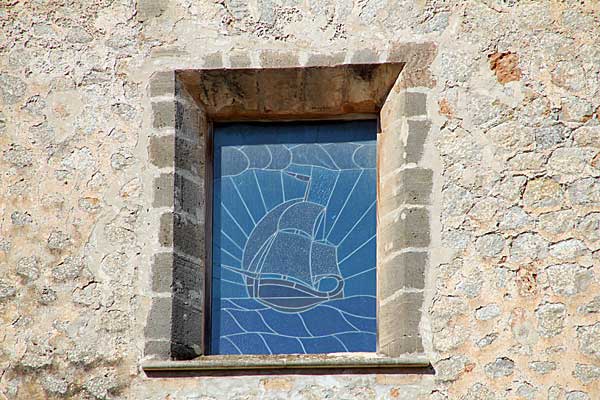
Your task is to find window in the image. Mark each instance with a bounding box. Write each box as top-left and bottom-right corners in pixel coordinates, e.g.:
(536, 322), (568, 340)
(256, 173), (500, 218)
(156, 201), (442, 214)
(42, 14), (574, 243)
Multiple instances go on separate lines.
(210, 121), (377, 355)
(143, 54), (436, 368)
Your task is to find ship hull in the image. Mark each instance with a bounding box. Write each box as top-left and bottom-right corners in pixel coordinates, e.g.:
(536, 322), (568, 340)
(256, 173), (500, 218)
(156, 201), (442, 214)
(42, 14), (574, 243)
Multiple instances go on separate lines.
(247, 277), (344, 313)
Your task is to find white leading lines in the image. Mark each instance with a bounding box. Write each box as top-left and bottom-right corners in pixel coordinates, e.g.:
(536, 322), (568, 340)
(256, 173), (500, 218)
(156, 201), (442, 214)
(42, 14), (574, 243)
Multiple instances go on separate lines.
(338, 234), (376, 264)
(229, 176), (257, 225)
(253, 170), (268, 214)
(221, 203), (249, 239)
(326, 169), (365, 240)
(336, 200), (376, 248)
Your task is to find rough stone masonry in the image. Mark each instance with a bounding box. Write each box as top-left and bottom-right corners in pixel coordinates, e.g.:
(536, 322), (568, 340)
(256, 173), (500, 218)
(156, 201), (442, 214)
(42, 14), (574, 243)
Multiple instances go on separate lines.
(1, 0), (600, 399)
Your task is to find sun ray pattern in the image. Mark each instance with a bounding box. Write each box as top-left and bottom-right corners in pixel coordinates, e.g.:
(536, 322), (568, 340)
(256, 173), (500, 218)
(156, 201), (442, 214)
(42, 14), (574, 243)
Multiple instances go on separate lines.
(212, 121), (377, 355)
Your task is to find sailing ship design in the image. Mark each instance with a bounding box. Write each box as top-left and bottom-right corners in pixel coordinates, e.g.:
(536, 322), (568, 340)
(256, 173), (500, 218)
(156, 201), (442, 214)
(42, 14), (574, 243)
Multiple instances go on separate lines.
(223, 198), (344, 313)
(217, 140), (377, 313)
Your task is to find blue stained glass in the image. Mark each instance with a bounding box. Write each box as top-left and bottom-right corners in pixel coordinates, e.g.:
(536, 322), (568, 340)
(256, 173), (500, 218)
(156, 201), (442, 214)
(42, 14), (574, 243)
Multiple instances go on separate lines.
(211, 120), (377, 355)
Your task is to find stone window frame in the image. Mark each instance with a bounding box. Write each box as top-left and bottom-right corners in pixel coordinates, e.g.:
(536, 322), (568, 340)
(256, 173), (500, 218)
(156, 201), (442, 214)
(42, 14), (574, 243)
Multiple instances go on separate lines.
(142, 43), (437, 371)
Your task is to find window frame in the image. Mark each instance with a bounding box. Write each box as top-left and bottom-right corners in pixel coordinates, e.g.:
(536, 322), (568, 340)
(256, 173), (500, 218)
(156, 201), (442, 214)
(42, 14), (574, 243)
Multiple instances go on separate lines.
(143, 52), (437, 371)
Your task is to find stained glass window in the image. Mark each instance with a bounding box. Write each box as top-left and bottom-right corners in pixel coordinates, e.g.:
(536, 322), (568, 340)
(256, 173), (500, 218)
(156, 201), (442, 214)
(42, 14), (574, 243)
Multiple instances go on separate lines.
(211, 120), (377, 355)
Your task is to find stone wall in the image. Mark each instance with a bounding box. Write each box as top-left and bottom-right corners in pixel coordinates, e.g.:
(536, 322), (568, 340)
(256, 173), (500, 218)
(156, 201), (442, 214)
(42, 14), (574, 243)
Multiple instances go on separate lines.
(1, 1), (599, 399)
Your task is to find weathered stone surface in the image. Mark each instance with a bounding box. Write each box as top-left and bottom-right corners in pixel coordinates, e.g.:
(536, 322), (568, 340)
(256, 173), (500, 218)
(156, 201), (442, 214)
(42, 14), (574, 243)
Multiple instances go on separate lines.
(577, 213), (600, 248)
(529, 360), (557, 374)
(16, 256), (40, 282)
(3, 144), (33, 167)
(577, 322), (600, 360)
(0, 280), (16, 301)
(539, 209), (577, 236)
(475, 304), (501, 321)
(11, 210), (33, 225)
(523, 178), (564, 213)
(508, 152), (547, 172)
(510, 233), (548, 263)
(47, 230), (72, 250)
(548, 239), (587, 261)
(547, 147), (600, 182)
(566, 391), (590, 400)
(536, 303), (566, 337)
(498, 206), (533, 231)
(41, 375), (68, 396)
(476, 234), (505, 258)
(574, 126), (600, 148)
(460, 383), (497, 400)
(0, 73), (27, 104)
(545, 264), (592, 296)
(484, 357), (514, 379)
(436, 356), (469, 382)
(535, 124), (570, 150)
(578, 296), (600, 314)
(573, 363), (600, 384)
(567, 178), (600, 206)
(487, 121), (533, 153)
(52, 256), (85, 281)
(488, 52), (521, 84)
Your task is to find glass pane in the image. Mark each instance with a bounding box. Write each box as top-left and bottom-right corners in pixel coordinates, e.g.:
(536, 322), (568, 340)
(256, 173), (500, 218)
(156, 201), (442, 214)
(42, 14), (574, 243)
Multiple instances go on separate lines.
(211, 120), (377, 355)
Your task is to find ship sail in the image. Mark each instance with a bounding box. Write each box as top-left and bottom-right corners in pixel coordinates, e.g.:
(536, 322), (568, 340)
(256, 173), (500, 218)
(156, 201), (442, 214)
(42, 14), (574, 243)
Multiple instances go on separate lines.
(223, 198), (345, 313)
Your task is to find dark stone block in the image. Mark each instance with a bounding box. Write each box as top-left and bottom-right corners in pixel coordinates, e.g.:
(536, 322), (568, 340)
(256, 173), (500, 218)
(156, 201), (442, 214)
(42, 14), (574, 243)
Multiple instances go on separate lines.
(171, 295), (203, 359)
(136, 0), (168, 22)
(144, 340), (171, 358)
(403, 92), (427, 117)
(380, 207), (431, 253)
(305, 52), (346, 67)
(259, 51), (299, 68)
(148, 135), (174, 168)
(152, 253), (173, 293)
(175, 173), (203, 220)
(153, 173), (174, 208)
(381, 168), (433, 215)
(379, 292), (423, 355)
(159, 212), (173, 247)
(229, 52), (252, 68)
(144, 297), (172, 339)
(175, 100), (201, 143)
(380, 251), (428, 300)
(172, 254), (203, 310)
(152, 101), (176, 128)
(173, 213), (203, 259)
(148, 71), (174, 97)
(175, 138), (203, 176)
(406, 120), (431, 164)
(203, 52), (223, 69)
(304, 68), (345, 111)
(351, 48), (381, 64)
(257, 69), (303, 113)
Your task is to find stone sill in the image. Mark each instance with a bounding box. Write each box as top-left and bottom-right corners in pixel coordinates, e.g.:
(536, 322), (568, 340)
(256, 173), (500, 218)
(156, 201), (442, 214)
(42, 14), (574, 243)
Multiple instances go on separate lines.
(142, 353), (430, 372)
